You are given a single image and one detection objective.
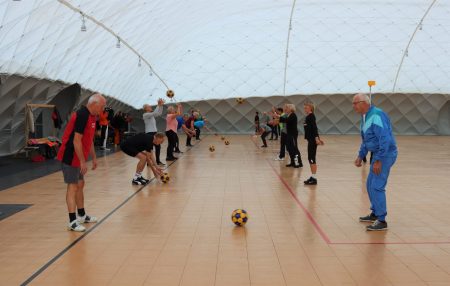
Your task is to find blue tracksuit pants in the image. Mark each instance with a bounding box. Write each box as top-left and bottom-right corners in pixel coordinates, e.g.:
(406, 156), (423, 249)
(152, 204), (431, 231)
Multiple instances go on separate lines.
(367, 156), (396, 221)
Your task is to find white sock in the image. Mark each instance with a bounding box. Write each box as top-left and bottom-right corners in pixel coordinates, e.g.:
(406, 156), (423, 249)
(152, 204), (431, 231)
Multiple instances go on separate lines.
(134, 172), (141, 179)
(311, 174), (316, 179)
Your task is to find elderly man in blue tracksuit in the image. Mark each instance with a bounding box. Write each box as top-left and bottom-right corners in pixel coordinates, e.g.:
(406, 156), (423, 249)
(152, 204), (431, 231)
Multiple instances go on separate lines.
(353, 93), (398, 231)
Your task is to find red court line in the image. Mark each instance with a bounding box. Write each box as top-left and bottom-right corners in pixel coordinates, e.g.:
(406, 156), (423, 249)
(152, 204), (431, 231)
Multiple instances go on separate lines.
(267, 159), (450, 245)
(331, 241), (450, 245)
(265, 159), (331, 244)
(258, 136), (450, 245)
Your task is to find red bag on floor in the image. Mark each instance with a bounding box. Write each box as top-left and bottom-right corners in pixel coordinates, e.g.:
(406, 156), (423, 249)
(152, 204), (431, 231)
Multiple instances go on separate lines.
(31, 154), (46, 162)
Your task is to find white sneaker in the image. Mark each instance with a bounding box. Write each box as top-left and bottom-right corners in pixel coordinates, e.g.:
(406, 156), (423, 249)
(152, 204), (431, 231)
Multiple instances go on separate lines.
(274, 157), (285, 161)
(77, 214), (98, 224)
(68, 220), (86, 232)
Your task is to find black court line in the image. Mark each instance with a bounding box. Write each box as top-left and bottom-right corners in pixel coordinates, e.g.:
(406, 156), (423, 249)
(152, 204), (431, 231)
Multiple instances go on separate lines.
(21, 137), (206, 286)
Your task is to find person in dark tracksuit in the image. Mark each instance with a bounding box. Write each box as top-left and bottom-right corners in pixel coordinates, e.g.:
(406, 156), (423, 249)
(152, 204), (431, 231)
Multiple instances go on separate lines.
(303, 101), (324, 185)
(274, 106), (287, 161)
(254, 112), (260, 134)
(274, 104), (302, 168)
(353, 93), (397, 231)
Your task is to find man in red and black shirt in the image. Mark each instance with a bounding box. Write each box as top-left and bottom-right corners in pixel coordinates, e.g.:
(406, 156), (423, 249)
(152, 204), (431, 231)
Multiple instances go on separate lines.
(57, 93), (106, 232)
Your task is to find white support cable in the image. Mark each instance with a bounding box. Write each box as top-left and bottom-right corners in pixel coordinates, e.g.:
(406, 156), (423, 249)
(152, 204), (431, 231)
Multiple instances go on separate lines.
(282, 0), (297, 96)
(57, 0), (170, 91)
(392, 0), (437, 92)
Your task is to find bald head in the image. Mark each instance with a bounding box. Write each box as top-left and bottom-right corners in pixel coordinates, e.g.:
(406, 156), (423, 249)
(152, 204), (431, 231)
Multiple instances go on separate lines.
(352, 93), (371, 114)
(87, 93), (106, 116)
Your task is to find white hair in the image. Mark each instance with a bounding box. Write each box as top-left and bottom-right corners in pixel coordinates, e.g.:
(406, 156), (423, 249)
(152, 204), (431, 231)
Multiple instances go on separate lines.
(354, 93), (370, 103)
(286, 103), (296, 112)
(88, 93), (104, 104)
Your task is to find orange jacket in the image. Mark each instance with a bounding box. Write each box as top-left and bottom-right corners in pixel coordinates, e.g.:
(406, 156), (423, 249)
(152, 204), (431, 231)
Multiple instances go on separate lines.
(99, 111), (109, 126)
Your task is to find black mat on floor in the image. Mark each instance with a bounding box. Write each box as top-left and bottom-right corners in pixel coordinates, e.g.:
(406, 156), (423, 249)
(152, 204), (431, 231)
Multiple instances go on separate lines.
(0, 147), (118, 192)
(0, 204), (32, 221)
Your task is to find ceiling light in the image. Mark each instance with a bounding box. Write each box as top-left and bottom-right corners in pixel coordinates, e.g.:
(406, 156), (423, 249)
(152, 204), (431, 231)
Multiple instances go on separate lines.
(81, 15), (87, 32)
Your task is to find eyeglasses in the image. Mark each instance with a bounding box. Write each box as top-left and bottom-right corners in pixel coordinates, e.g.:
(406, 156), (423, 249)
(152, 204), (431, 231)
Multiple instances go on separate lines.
(352, 101), (365, 105)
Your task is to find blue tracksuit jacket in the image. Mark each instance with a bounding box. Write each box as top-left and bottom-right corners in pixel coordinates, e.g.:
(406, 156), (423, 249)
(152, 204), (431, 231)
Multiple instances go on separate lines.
(359, 106), (398, 161)
(358, 105), (398, 222)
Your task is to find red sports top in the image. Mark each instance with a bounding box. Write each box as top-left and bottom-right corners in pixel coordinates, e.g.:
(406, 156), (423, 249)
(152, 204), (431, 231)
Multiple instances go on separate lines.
(57, 106), (96, 167)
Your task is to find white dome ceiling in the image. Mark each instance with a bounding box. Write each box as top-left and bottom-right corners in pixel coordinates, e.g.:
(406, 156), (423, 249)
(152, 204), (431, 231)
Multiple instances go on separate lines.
(0, 0), (449, 108)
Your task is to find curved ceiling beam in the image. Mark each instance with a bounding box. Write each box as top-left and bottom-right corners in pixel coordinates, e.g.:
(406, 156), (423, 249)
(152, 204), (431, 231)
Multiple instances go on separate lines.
(57, 0), (170, 91)
(282, 0), (297, 96)
(392, 0), (437, 92)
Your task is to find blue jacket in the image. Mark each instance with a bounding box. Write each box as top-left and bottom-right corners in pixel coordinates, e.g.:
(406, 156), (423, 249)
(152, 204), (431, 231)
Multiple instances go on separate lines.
(176, 115), (184, 130)
(359, 106), (397, 161)
(193, 120), (205, 128)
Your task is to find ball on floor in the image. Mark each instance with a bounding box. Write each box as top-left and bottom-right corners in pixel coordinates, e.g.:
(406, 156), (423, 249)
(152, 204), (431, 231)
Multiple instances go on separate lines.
(231, 209), (248, 226)
(160, 172), (170, 183)
(209, 145), (215, 152)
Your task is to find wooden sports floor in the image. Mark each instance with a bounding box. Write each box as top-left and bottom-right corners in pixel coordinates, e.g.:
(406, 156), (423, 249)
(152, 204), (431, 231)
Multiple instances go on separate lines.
(1, 135), (450, 286)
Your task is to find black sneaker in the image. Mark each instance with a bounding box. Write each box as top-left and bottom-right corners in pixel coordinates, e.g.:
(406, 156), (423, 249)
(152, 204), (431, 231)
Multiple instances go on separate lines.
(174, 149), (183, 153)
(293, 164), (303, 168)
(261, 145), (267, 148)
(166, 157), (177, 161)
(138, 176), (150, 184)
(132, 178), (146, 185)
(304, 177), (317, 185)
(366, 220), (388, 231)
(359, 213), (377, 222)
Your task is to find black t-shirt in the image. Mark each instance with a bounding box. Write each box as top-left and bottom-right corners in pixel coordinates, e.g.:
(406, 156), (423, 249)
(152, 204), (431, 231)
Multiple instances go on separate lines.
(279, 112), (298, 135)
(121, 133), (154, 153)
(304, 113), (319, 141)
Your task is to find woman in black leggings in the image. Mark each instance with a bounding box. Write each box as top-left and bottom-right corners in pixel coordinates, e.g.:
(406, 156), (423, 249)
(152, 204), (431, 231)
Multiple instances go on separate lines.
(303, 100), (324, 185)
(165, 104), (182, 161)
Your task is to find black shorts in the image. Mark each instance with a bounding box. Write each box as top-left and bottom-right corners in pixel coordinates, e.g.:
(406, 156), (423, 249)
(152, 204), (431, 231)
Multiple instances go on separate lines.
(120, 143), (139, 157)
(307, 140), (317, 164)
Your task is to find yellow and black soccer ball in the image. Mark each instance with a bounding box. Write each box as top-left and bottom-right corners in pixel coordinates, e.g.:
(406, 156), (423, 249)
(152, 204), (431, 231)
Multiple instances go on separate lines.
(209, 145), (215, 152)
(231, 209), (248, 226)
(160, 172), (170, 183)
(221, 136), (225, 141)
(166, 89), (175, 99)
(224, 140), (230, 145)
(236, 97), (245, 104)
